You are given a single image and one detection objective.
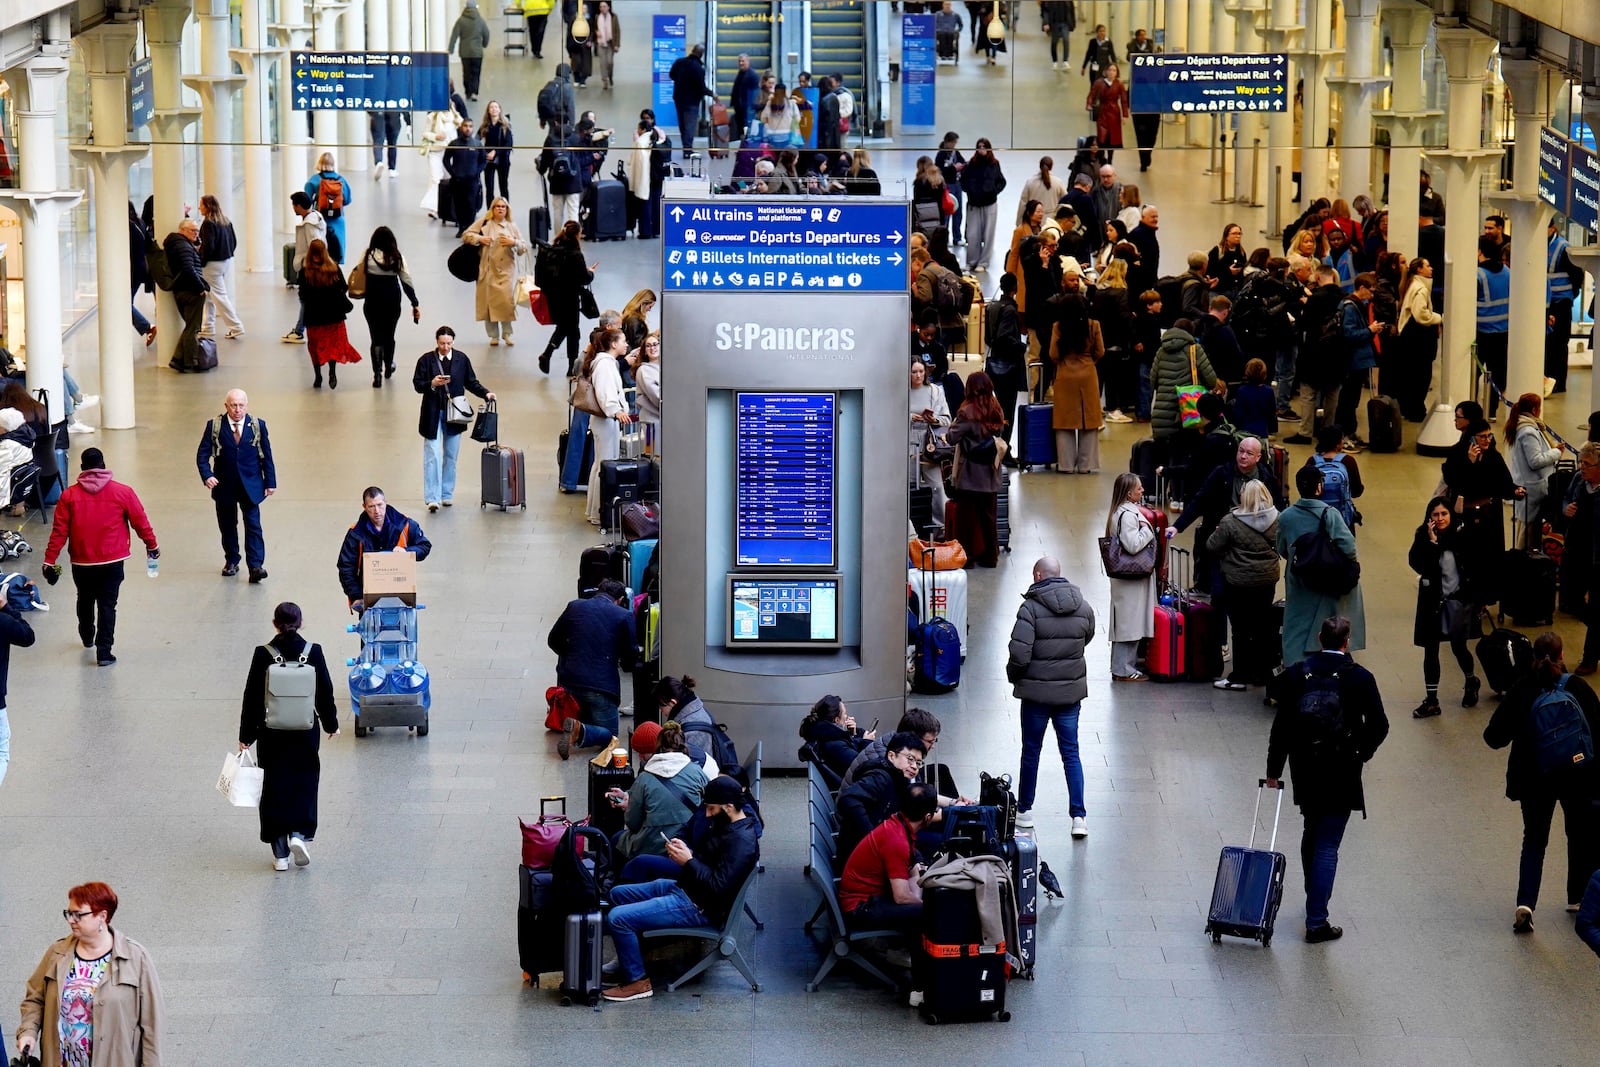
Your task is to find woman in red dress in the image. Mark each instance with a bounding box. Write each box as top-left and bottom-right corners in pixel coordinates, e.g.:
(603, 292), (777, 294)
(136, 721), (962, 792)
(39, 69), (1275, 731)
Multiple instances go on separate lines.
(297, 238), (362, 389)
(1088, 63), (1130, 164)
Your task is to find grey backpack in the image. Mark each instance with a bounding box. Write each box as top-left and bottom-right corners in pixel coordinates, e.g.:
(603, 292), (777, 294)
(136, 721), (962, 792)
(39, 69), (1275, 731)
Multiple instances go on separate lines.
(263, 646), (317, 731)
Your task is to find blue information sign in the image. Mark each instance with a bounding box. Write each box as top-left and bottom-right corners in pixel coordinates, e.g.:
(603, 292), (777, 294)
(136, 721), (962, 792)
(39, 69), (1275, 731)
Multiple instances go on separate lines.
(652, 15), (685, 129)
(130, 58), (154, 128)
(736, 392), (836, 568)
(1128, 52), (1288, 114)
(662, 201), (910, 293)
(290, 51), (449, 112)
(901, 15), (936, 134)
(1538, 126), (1572, 215)
(1572, 144), (1600, 235)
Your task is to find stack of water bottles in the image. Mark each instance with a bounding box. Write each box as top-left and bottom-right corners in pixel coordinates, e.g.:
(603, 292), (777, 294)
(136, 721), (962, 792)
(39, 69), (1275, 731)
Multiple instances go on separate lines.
(345, 596), (430, 738)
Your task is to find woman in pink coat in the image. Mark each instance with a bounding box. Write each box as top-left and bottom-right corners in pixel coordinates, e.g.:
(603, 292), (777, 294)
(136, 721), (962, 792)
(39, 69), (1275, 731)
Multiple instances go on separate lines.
(1088, 63), (1130, 163)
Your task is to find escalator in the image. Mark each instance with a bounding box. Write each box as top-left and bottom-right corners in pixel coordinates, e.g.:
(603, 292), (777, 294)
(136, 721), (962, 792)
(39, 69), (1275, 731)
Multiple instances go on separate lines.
(810, 0), (866, 103)
(712, 0), (775, 101)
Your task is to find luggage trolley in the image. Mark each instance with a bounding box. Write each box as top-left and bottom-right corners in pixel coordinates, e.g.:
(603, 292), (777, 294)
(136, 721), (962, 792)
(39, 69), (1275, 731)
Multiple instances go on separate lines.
(503, 6), (527, 55)
(346, 596), (431, 737)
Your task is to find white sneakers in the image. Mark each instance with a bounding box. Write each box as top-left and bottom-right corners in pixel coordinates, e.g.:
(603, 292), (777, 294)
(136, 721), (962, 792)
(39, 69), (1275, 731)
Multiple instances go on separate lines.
(372, 162), (387, 181)
(282, 331), (306, 344)
(1105, 410), (1133, 423)
(67, 422), (94, 435)
(1071, 816), (1088, 838)
(1014, 810), (1035, 830)
(76, 395), (99, 410)
(288, 835), (311, 867)
(273, 856), (289, 872)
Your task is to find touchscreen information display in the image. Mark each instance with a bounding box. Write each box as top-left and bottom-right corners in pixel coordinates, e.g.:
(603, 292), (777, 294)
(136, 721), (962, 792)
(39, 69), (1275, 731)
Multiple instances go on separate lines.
(735, 392), (836, 567)
(729, 577), (840, 646)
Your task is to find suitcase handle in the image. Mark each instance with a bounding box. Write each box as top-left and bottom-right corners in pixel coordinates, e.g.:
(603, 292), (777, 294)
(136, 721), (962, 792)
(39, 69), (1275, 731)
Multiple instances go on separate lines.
(1251, 779), (1285, 853)
(539, 795), (567, 820)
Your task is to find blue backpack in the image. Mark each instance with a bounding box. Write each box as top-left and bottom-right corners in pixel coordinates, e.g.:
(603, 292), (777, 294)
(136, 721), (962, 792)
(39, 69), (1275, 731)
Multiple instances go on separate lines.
(912, 618), (962, 693)
(1529, 675), (1594, 775)
(1313, 455), (1356, 528)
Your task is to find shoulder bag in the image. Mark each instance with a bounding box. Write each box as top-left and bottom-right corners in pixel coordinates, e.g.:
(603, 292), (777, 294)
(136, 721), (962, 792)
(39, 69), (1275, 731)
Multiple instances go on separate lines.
(470, 398), (499, 443)
(1175, 343), (1205, 428)
(447, 241), (479, 283)
(921, 424), (955, 464)
(1097, 510), (1157, 579)
(579, 286), (600, 320)
(570, 372), (606, 417)
(347, 256), (368, 299)
(1289, 508), (1362, 597)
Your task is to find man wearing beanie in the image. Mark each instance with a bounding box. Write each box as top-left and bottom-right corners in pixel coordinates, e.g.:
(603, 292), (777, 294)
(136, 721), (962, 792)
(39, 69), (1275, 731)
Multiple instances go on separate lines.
(42, 448), (159, 667)
(601, 774), (759, 1002)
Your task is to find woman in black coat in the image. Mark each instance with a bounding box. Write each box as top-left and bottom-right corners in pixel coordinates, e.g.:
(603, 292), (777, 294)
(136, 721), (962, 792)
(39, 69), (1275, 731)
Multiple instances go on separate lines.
(536, 220), (596, 377)
(1408, 497), (1484, 718)
(238, 602), (339, 872)
(1483, 631), (1600, 929)
(798, 694), (875, 782)
(1439, 417), (1524, 577)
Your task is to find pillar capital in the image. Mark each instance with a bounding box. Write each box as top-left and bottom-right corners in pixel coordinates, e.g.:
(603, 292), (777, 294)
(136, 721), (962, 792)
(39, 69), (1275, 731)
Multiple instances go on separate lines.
(182, 74), (248, 97)
(1381, 0), (1435, 46)
(1435, 26), (1498, 83)
(229, 47), (289, 76)
(77, 19), (141, 76)
(1500, 58), (1556, 121)
(69, 143), (150, 179)
(145, 0), (195, 46)
(6, 51), (72, 115)
(148, 108), (204, 141)
(0, 190), (86, 225)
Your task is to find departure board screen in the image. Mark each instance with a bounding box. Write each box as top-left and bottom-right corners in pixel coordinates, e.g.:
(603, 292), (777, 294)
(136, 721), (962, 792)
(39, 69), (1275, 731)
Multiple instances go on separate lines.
(735, 392), (836, 567)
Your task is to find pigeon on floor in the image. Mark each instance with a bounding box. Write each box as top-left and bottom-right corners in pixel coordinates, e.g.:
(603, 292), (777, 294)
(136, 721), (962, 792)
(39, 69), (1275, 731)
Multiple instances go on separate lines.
(1040, 860), (1064, 899)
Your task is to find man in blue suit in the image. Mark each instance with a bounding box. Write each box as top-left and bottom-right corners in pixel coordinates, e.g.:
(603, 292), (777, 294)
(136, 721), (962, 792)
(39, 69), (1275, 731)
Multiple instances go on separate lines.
(196, 389), (277, 582)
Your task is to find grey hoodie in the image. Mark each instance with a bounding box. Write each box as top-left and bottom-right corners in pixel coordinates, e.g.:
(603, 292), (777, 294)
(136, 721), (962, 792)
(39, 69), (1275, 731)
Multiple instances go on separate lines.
(1205, 507), (1282, 587)
(1007, 577), (1096, 705)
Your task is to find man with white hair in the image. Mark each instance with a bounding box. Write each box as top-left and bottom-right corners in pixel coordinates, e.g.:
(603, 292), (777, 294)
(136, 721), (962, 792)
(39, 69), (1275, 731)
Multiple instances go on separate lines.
(196, 389), (277, 583)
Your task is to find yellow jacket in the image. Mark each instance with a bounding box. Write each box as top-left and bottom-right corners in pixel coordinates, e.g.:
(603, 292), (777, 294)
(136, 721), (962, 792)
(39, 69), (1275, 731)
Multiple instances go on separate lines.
(521, 0), (555, 15)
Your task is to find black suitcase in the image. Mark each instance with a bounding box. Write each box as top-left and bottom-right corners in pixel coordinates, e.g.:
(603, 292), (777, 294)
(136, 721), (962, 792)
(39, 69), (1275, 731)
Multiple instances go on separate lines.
(1206, 780), (1287, 946)
(940, 805), (1004, 859)
(588, 179), (628, 241)
(557, 426), (594, 492)
(633, 657), (661, 724)
(1477, 626), (1534, 695)
(529, 205), (551, 245)
(910, 484), (937, 538)
(599, 457), (658, 531)
(1500, 547), (1557, 627)
(437, 177), (455, 224)
(578, 544), (628, 597)
(587, 760), (635, 836)
(1131, 437), (1160, 503)
(995, 469), (1012, 552)
(919, 885), (1011, 1024)
(1006, 834), (1039, 978)
(1015, 403), (1054, 470)
(481, 445), (527, 511)
(282, 243), (298, 286)
(1366, 394), (1403, 453)
(560, 911), (604, 1006)
(517, 864), (562, 978)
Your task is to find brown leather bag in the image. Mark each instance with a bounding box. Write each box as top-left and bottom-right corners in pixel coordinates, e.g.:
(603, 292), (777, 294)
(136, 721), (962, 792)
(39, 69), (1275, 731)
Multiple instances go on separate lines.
(909, 537), (968, 571)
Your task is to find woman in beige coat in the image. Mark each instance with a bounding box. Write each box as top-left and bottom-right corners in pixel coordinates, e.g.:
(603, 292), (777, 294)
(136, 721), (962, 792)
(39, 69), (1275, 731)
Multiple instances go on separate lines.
(17, 881), (164, 1067)
(463, 196), (529, 345)
(1050, 288), (1106, 473)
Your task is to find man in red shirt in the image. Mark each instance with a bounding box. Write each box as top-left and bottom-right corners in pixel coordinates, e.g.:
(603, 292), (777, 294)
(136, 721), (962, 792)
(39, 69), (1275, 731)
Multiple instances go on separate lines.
(837, 784), (940, 932)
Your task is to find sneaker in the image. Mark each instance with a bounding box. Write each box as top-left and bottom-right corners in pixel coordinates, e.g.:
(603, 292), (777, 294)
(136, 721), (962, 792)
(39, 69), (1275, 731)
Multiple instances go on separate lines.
(907, 989), (925, 1008)
(1213, 679), (1248, 691)
(1513, 905), (1534, 933)
(618, 703), (634, 718)
(426, 502), (439, 513)
(557, 717), (580, 761)
(76, 395), (99, 410)
(225, 329), (245, 340)
(273, 856), (290, 872)
(1014, 809), (1035, 830)
(288, 835), (311, 867)
(1071, 816), (1088, 838)
(67, 421), (94, 435)
(1167, 499), (1184, 513)
(1577, 662), (1598, 677)
(1341, 438), (1366, 454)
(281, 331), (305, 344)
(97, 653), (117, 667)
(601, 977), (653, 1002)
(1412, 699), (1442, 719)
(1462, 676), (1481, 708)
(388, 171), (399, 181)
(1105, 410), (1133, 423)
(372, 162), (387, 181)
(1305, 924), (1344, 943)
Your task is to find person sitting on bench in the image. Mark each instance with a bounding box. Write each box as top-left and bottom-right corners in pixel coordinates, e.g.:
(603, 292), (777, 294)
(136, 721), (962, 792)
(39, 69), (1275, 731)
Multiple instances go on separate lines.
(835, 731), (929, 862)
(838, 783), (940, 933)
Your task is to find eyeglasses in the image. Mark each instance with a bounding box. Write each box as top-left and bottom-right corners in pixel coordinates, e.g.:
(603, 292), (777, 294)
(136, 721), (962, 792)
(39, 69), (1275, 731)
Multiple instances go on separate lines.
(644, 341), (661, 349)
(902, 756), (925, 769)
(63, 909), (94, 923)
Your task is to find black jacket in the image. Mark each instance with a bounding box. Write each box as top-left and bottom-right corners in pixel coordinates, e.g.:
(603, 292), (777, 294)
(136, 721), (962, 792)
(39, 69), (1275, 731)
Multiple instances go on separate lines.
(238, 632), (339, 751)
(1175, 460), (1287, 538)
(336, 507), (432, 601)
(1407, 521), (1479, 644)
(297, 271), (353, 328)
(1267, 651), (1389, 814)
(0, 606), (35, 708)
(199, 218), (237, 263)
(799, 718), (868, 780)
(163, 233), (208, 293)
(444, 134), (486, 180)
(836, 756), (910, 861)
(818, 90), (841, 151)
(536, 241), (593, 310)
(1127, 223), (1160, 294)
(537, 131), (583, 196)
(546, 594), (636, 700)
(669, 55), (712, 106)
(411, 350), (490, 439)
(678, 814), (760, 924)
(1297, 283), (1348, 388)
(959, 154), (1007, 207)
(1485, 672), (1600, 800)
(482, 120), (514, 161)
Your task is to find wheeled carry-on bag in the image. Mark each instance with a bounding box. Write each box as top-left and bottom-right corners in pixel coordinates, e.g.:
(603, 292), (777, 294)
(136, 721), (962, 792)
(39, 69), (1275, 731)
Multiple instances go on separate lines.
(481, 445), (527, 511)
(588, 179), (629, 241)
(1477, 627), (1534, 695)
(919, 885), (1011, 1024)
(1015, 404), (1054, 471)
(1006, 834), (1039, 978)
(1168, 547), (1223, 682)
(1500, 520), (1558, 627)
(1366, 393), (1403, 453)
(518, 864), (562, 979)
(560, 911), (604, 1006)
(1206, 779), (1287, 946)
(995, 468), (1012, 552)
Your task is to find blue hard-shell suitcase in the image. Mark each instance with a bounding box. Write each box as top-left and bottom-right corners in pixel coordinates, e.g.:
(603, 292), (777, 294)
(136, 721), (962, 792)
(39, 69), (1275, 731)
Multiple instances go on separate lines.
(1206, 781), (1287, 946)
(1015, 403), (1054, 470)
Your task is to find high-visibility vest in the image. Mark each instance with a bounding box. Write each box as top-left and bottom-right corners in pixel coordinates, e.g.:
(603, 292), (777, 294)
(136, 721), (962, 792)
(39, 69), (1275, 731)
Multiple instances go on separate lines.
(1548, 234), (1575, 304)
(1476, 265), (1510, 334)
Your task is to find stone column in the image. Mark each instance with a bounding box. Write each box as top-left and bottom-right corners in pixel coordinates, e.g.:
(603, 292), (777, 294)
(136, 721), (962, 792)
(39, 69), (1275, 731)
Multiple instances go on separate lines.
(270, 0), (313, 233)
(390, 0), (412, 51)
(339, 0), (368, 176)
(233, 0), (285, 272)
(1185, 0), (1212, 146)
(1293, 0), (1338, 204)
(0, 47), (83, 427)
(310, 2), (347, 158)
(1372, 1), (1439, 262)
(183, 0), (246, 205)
(1259, 0), (1301, 236)
(145, 0), (200, 370)
(368, 0), (389, 51)
(1325, 0), (1389, 203)
(72, 18), (149, 431)
(1228, 0), (1267, 207)
(1489, 57), (1557, 405)
(427, 0), (449, 54)
(1416, 26), (1502, 455)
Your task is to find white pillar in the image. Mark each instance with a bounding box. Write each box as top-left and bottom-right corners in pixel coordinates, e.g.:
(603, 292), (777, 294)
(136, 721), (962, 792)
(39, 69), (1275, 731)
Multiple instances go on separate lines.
(1229, 1), (1266, 206)
(391, 0), (412, 51)
(1490, 58), (1556, 405)
(233, 0), (284, 273)
(1326, 0), (1388, 203)
(311, 2), (346, 157)
(1260, 0), (1300, 235)
(1163, 0), (1187, 51)
(145, 0), (199, 371)
(368, 0), (390, 51)
(0, 49), (83, 427)
(1184, 0), (1212, 145)
(184, 0), (244, 203)
(271, 0), (312, 233)
(428, 0), (449, 54)
(73, 18), (149, 431)
(1417, 26), (1502, 454)
(1372, 3), (1437, 263)
(339, 0), (368, 175)
(1295, 0), (1335, 204)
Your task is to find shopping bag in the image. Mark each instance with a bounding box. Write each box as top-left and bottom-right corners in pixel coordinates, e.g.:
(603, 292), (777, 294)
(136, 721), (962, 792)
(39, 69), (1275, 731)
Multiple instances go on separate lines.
(217, 749), (264, 808)
(528, 287), (553, 325)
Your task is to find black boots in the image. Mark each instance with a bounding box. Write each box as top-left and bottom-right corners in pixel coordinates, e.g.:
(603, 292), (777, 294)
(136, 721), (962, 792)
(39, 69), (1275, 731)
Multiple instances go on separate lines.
(538, 345), (554, 375)
(311, 354), (322, 389)
(328, 363), (338, 389)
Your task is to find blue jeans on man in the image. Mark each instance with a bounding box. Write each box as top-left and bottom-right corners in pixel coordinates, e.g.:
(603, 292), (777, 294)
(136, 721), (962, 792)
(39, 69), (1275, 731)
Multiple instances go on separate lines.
(605, 878), (709, 982)
(1300, 810), (1350, 931)
(1017, 699), (1085, 817)
(676, 105), (699, 157)
(421, 414), (463, 506)
(569, 685), (620, 750)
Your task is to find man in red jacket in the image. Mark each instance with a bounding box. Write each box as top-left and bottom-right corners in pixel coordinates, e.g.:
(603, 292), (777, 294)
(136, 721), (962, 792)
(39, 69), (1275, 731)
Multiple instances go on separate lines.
(42, 448), (159, 666)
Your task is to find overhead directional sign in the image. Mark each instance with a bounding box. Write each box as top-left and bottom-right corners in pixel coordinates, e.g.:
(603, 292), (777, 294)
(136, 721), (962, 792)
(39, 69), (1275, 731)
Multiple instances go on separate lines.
(1129, 52), (1289, 114)
(290, 51), (449, 112)
(130, 58), (154, 128)
(1571, 144), (1600, 235)
(1538, 125), (1572, 215)
(661, 201), (910, 293)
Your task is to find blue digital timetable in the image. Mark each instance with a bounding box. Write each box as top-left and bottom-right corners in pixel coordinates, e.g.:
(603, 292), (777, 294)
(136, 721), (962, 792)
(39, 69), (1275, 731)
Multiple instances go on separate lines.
(734, 392), (836, 567)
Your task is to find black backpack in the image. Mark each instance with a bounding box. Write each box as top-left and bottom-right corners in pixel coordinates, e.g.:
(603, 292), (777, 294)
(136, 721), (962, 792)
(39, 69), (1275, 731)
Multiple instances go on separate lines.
(1297, 664), (1357, 761)
(550, 824), (612, 915)
(681, 719), (741, 778)
(537, 79), (568, 129)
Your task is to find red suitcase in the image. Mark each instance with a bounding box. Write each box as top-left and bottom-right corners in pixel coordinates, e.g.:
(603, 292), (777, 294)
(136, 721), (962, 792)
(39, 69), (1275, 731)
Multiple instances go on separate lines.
(1169, 547), (1225, 682)
(1149, 602), (1186, 681)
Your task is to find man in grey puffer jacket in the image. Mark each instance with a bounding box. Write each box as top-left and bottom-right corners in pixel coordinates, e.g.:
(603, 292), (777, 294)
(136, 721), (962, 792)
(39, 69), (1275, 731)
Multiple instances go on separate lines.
(1006, 557), (1096, 836)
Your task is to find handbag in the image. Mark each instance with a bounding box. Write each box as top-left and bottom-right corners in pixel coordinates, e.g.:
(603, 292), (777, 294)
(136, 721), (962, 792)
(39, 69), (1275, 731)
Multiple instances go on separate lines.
(941, 187), (956, 215)
(528, 286), (552, 325)
(1175, 343), (1206, 428)
(447, 241), (479, 283)
(217, 748), (264, 808)
(347, 257), (368, 299)
(1098, 513), (1158, 579)
(1289, 508), (1362, 597)
(579, 286), (600, 320)
(909, 537), (969, 571)
(445, 393), (475, 427)
(544, 685), (578, 732)
(921, 424), (955, 464)
(470, 398), (499, 443)
(620, 501), (660, 540)
(513, 250), (535, 308)
(520, 796), (578, 868)
(1440, 597), (1479, 640)
(570, 373), (606, 417)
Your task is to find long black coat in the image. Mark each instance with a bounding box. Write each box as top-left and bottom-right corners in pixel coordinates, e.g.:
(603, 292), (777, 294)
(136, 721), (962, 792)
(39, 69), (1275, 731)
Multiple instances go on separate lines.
(1407, 521), (1480, 645)
(239, 632), (339, 843)
(411, 350), (490, 439)
(1485, 671), (1600, 800)
(1267, 651), (1389, 815)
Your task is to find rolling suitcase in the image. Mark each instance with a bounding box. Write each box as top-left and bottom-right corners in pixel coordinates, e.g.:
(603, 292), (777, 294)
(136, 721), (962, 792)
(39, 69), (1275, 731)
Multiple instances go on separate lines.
(1006, 834), (1039, 979)
(708, 101), (732, 158)
(517, 864), (563, 979)
(1366, 393), (1403, 453)
(995, 469), (1012, 552)
(918, 885), (1011, 1024)
(1015, 403), (1055, 471)
(587, 759), (635, 837)
(599, 457), (658, 531)
(627, 538), (657, 593)
(1149, 600), (1186, 682)
(437, 177), (455, 225)
(1477, 627), (1534, 695)
(588, 179), (628, 241)
(481, 445), (527, 511)
(528, 205), (551, 245)
(1205, 780), (1287, 946)
(578, 544), (628, 597)
(1169, 547), (1224, 682)
(282, 244), (298, 286)
(912, 616), (962, 693)
(560, 911), (604, 1006)
(1500, 524), (1558, 627)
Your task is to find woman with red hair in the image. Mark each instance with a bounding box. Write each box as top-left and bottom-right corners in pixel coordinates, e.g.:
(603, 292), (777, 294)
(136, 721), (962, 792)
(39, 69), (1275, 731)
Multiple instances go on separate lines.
(297, 238), (363, 389)
(947, 371), (1008, 567)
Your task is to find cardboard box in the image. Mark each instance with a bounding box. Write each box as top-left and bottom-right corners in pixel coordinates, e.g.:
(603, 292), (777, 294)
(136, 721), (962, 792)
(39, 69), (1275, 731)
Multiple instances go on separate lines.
(363, 549), (417, 606)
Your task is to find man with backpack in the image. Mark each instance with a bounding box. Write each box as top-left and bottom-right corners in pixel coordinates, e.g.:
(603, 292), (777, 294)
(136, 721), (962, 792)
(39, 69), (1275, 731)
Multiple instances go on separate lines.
(537, 64), (578, 135)
(1301, 426), (1363, 534)
(537, 125), (584, 233)
(1484, 630), (1600, 934)
(1265, 615), (1390, 944)
(302, 153), (351, 264)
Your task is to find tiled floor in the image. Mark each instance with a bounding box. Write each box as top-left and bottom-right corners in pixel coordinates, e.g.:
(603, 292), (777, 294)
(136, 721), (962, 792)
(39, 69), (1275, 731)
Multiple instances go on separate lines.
(2, 8), (1598, 1065)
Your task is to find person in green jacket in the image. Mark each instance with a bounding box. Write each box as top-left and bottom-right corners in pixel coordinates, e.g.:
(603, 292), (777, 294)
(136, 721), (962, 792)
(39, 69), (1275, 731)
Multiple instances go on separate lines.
(448, 0), (492, 100)
(607, 721), (708, 862)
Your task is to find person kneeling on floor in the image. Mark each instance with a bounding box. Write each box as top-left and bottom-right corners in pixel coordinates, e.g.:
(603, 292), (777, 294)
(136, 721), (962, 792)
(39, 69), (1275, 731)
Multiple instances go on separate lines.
(602, 774), (759, 1003)
(838, 783), (940, 934)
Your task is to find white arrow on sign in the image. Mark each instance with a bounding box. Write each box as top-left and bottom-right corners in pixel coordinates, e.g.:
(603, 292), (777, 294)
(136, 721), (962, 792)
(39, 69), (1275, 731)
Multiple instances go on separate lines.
(888, 252), (904, 266)
(298, 98), (308, 107)
(888, 229), (903, 244)
(670, 206), (685, 222)
(671, 270), (685, 284)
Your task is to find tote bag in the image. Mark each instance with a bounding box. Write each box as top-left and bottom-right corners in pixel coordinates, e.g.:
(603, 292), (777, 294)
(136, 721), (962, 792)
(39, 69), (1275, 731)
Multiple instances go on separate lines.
(217, 749), (264, 808)
(1174, 344), (1205, 428)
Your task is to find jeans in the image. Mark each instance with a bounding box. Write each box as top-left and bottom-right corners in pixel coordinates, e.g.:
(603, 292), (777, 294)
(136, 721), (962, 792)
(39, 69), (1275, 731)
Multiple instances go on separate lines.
(606, 879), (709, 983)
(964, 202), (998, 270)
(1017, 699), (1085, 817)
(1048, 27), (1069, 63)
(369, 111), (401, 169)
(1577, 870), (1600, 958)
(676, 105), (699, 156)
(948, 186), (965, 241)
(1136, 359), (1153, 420)
(216, 495), (266, 570)
(569, 685), (620, 749)
(0, 704), (10, 789)
(1300, 810), (1350, 930)
(1517, 784), (1599, 910)
(849, 895), (922, 933)
(72, 561), (125, 657)
(1274, 345), (1297, 409)
(132, 281), (153, 337)
(421, 415), (463, 505)
(617, 853), (680, 886)
(484, 157), (512, 203)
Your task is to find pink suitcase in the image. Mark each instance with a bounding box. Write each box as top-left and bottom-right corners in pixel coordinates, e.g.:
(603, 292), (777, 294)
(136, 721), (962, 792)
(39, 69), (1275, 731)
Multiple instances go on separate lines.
(1149, 602), (1186, 681)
